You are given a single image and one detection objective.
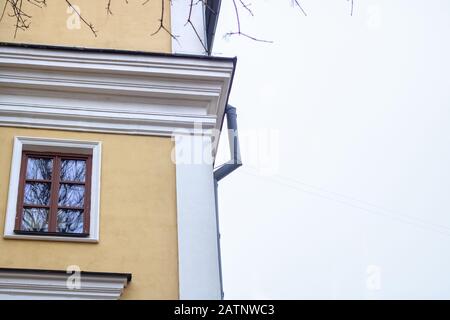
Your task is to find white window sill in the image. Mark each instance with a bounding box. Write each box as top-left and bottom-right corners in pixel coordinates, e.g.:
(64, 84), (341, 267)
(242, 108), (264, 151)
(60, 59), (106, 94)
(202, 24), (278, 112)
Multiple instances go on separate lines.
(3, 233), (99, 243)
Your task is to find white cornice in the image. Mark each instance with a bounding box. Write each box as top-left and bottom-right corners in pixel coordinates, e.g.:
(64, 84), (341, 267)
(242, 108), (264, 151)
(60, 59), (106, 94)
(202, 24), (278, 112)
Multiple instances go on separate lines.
(0, 46), (235, 140)
(0, 269), (130, 300)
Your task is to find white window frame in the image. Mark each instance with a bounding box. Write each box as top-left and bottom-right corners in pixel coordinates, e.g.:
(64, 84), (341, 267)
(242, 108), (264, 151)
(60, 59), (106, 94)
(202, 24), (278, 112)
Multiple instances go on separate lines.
(3, 136), (102, 243)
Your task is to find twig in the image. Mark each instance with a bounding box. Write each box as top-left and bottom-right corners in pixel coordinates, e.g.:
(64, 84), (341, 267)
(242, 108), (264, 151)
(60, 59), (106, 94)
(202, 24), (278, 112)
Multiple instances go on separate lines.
(106, 0), (113, 15)
(150, 0), (178, 41)
(225, 0), (272, 43)
(185, 0), (208, 52)
(292, 0), (307, 16)
(224, 31), (273, 43)
(26, 0), (46, 8)
(0, 0), (9, 21)
(197, 0), (216, 15)
(239, 0), (253, 16)
(65, 0), (97, 37)
(8, 0), (32, 38)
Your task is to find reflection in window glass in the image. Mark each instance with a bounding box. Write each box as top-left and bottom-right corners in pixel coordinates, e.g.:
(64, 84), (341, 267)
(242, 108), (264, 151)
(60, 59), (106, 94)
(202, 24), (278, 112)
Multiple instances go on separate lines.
(58, 184), (85, 208)
(21, 208), (49, 232)
(57, 209), (83, 233)
(26, 158), (53, 180)
(24, 183), (51, 205)
(60, 160), (86, 182)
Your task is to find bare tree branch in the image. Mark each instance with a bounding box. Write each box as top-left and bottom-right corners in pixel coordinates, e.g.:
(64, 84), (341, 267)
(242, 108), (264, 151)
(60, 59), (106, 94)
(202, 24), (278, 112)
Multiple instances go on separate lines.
(224, 31), (273, 43)
(0, 1), (8, 21)
(199, 0), (216, 15)
(149, 0), (179, 41)
(1, 0), (46, 38)
(65, 0), (98, 37)
(185, 0), (208, 52)
(224, 0), (273, 43)
(27, 0), (46, 8)
(292, 0), (307, 16)
(239, 0), (253, 16)
(8, 0), (32, 38)
(106, 0), (113, 15)
(1, 0), (354, 47)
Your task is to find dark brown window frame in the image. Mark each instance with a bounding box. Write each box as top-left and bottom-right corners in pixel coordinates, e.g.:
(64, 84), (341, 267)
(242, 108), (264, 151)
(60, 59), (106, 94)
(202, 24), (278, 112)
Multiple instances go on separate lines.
(14, 151), (92, 237)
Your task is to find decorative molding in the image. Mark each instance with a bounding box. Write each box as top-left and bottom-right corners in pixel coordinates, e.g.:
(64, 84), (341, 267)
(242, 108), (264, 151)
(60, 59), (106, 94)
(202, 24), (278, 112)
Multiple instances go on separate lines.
(4, 136), (102, 243)
(0, 46), (235, 138)
(0, 269), (130, 300)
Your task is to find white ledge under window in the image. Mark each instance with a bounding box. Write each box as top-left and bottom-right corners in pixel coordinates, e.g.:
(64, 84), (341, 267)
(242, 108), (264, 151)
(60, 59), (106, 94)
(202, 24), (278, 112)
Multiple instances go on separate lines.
(3, 136), (102, 243)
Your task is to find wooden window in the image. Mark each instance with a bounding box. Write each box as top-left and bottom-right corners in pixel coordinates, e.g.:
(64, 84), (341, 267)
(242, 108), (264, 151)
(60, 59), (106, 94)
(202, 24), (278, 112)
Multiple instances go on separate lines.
(14, 151), (92, 237)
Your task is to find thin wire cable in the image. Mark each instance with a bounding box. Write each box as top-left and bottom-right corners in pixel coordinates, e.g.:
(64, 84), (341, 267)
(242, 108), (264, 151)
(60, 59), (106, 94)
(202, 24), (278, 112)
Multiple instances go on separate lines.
(240, 168), (450, 237)
(252, 169), (450, 231)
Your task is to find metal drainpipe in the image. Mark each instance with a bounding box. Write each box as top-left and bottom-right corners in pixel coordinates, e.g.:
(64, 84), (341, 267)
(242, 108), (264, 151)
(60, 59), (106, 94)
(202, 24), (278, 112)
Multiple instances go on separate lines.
(213, 105), (242, 299)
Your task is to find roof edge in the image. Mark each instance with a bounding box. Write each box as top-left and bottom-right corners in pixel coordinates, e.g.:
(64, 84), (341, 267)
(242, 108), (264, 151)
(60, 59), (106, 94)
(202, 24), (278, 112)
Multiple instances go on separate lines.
(0, 42), (235, 63)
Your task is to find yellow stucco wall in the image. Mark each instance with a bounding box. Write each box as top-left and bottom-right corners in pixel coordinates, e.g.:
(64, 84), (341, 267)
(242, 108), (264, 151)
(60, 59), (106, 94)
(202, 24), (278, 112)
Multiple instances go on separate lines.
(0, 127), (179, 299)
(0, 0), (172, 53)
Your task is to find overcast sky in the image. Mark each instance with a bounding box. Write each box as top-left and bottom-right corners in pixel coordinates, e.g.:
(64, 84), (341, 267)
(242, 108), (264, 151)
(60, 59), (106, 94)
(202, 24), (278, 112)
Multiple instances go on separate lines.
(213, 0), (450, 299)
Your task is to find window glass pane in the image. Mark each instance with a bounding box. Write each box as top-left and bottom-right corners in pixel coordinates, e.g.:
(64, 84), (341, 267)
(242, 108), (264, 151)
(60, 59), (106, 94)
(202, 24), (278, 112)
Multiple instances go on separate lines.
(59, 184), (85, 207)
(57, 209), (84, 233)
(60, 160), (86, 182)
(26, 158), (53, 180)
(24, 183), (51, 206)
(21, 208), (49, 232)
